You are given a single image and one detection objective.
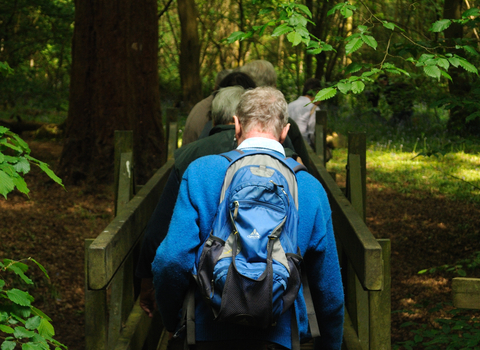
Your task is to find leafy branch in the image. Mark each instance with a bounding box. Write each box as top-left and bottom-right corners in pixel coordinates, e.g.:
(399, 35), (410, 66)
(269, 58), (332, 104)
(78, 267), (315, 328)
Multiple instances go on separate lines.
(1, 258), (67, 350)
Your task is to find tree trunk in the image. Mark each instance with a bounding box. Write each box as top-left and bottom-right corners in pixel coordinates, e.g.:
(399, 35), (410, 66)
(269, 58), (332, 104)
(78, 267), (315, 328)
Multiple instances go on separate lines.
(58, 0), (165, 186)
(178, 0), (202, 111)
(443, 0), (480, 134)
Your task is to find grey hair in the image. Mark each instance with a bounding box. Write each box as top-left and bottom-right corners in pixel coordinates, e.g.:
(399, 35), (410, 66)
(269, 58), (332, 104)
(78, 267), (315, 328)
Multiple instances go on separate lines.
(239, 60), (277, 87)
(235, 87), (288, 139)
(214, 69), (233, 89)
(211, 86), (246, 126)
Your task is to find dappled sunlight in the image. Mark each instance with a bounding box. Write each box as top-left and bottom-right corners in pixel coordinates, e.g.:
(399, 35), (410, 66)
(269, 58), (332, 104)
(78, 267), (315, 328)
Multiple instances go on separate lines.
(0, 199), (35, 211)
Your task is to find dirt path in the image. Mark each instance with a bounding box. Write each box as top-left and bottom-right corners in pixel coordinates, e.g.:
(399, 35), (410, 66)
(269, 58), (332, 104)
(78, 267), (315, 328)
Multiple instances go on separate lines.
(1, 138), (479, 349)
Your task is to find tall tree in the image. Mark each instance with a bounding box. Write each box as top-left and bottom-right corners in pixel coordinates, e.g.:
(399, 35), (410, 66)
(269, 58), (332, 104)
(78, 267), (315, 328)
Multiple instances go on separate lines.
(178, 0), (202, 110)
(58, 0), (165, 185)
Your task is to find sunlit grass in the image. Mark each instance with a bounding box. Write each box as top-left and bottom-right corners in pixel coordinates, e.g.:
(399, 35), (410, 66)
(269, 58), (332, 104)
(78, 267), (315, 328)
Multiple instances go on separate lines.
(327, 146), (480, 203)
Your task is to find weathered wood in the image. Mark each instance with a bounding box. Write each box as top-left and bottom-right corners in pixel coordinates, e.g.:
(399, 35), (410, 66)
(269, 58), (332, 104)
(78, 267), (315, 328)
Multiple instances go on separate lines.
(167, 122), (178, 160)
(116, 152), (134, 215)
(346, 262), (369, 350)
(88, 160), (174, 290)
(114, 131), (134, 216)
(308, 148), (383, 291)
(342, 310), (364, 350)
(165, 108), (178, 157)
(348, 154), (364, 220)
(85, 239), (108, 350)
(315, 110), (328, 166)
(452, 278), (480, 309)
(112, 300), (158, 350)
(347, 133), (366, 222)
(369, 239), (392, 350)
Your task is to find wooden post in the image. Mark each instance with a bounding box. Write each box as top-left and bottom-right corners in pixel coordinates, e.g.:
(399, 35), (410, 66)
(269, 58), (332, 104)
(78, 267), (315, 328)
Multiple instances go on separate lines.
(315, 110), (328, 167)
(452, 278), (480, 309)
(345, 132), (369, 350)
(346, 132), (367, 222)
(85, 239), (108, 350)
(114, 131), (134, 216)
(166, 108), (178, 158)
(369, 239), (391, 350)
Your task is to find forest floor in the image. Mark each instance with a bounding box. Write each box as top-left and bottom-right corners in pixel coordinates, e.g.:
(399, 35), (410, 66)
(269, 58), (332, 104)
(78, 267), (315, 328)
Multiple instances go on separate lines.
(1, 136), (479, 350)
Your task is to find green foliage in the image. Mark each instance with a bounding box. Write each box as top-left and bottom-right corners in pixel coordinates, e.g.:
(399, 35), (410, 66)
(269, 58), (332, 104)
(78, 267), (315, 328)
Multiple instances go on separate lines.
(418, 251), (480, 277)
(394, 303), (480, 350)
(0, 126), (64, 199)
(0, 258), (66, 350)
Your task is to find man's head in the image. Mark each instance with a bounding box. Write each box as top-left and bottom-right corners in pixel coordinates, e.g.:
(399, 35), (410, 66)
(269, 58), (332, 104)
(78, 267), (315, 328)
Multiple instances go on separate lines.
(240, 60), (277, 87)
(234, 87), (289, 143)
(214, 69), (233, 90)
(211, 86), (245, 126)
(302, 78), (322, 97)
(218, 72), (256, 90)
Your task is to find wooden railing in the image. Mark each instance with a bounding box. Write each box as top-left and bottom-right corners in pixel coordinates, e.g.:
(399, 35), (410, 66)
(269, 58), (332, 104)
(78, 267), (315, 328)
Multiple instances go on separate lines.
(84, 109), (391, 350)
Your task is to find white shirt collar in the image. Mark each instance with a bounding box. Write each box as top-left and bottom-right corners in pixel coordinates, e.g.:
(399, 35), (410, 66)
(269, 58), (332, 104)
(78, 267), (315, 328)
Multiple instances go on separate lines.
(237, 137), (285, 156)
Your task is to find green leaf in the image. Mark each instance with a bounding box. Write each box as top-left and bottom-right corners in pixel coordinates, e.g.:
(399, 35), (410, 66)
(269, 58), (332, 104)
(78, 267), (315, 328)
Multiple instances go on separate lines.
(0, 279), (5, 289)
(430, 19), (451, 32)
(436, 58), (450, 70)
(0, 325), (15, 334)
(351, 81), (365, 94)
(448, 57), (461, 67)
(37, 319), (54, 339)
(414, 335), (423, 343)
(25, 316), (41, 330)
(258, 7), (273, 15)
(337, 82), (352, 94)
(29, 259), (49, 279)
(6, 289), (33, 306)
(327, 3), (344, 16)
(382, 21), (395, 30)
(13, 326), (35, 339)
(424, 65), (441, 79)
(457, 269), (467, 276)
(341, 6), (353, 18)
(466, 111), (480, 122)
(1, 341), (17, 350)
(22, 342), (46, 350)
(361, 34), (377, 50)
(0, 170), (15, 199)
(313, 87), (337, 101)
(9, 133), (30, 153)
(13, 157), (30, 174)
(37, 162), (63, 188)
(357, 25), (368, 33)
(12, 176), (29, 196)
(294, 4), (312, 18)
(271, 23), (292, 37)
(458, 58), (478, 74)
(287, 31), (303, 46)
(345, 37), (363, 54)
(463, 45), (480, 56)
(226, 31), (246, 43)
(30, 307), (51, 322)
(440, 70), (452, 81)
(345, 62), (364, 74)
(462, 8), (480, 17)
(7, 264), (33, 285)
(0, 126), (9, 135)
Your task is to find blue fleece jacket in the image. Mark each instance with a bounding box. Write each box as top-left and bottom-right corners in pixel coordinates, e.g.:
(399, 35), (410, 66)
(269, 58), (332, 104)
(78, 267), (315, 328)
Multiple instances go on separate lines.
(152, 153), (344, 350)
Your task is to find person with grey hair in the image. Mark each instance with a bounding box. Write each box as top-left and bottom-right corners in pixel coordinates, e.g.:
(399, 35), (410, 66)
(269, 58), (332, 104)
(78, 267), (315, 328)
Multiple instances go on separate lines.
(240, 59), (277, 87)
(211, 86), (245, 126)
(153, 86), (345, 350)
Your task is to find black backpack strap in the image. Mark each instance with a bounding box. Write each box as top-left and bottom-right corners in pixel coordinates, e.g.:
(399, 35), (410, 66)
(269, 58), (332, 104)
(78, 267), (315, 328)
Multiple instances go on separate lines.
(301, 267), (320, 338)
(180, 283), (196, 348)
(291, 305), (300, 350)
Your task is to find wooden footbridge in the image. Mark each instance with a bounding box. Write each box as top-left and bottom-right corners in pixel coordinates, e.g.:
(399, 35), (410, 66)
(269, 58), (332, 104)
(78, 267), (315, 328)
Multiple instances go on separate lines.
(84, 110), (392, 350)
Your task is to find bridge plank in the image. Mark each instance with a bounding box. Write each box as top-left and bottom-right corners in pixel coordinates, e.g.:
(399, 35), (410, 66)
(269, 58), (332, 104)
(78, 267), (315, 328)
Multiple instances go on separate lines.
(452, 277), (480, 309)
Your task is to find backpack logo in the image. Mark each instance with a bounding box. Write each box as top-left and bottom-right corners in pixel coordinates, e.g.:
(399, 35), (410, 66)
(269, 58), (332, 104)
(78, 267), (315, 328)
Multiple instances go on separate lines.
(248, 229), (260, 239)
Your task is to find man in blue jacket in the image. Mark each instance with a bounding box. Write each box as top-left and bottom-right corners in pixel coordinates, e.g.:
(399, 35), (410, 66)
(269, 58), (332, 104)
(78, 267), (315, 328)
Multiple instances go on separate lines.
(152, 87), (344, 350)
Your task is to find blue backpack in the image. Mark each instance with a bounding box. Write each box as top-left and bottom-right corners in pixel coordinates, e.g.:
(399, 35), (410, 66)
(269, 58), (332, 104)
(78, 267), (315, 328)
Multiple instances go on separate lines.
(190, 149), (319, 340)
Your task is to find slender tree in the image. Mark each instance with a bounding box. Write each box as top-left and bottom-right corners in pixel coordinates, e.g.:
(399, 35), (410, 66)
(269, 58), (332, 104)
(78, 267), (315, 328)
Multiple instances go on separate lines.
(58, 0), (165, 185)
